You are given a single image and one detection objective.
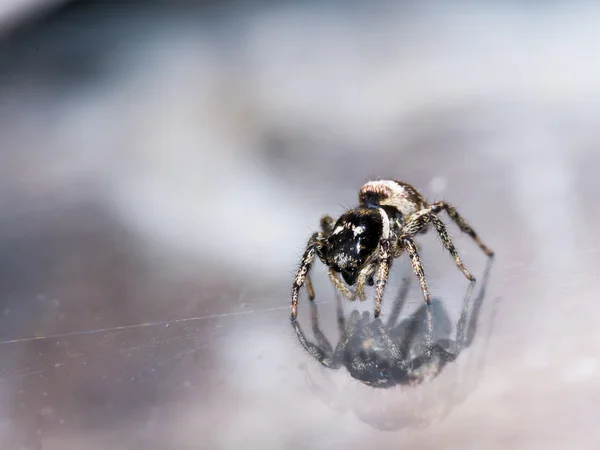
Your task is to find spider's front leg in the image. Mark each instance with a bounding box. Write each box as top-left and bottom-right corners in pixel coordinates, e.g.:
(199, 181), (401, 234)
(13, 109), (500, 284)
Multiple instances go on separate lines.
(291, 232), (327, 320)
(304, 214), (336, 299)
(291, 215), (335, 320)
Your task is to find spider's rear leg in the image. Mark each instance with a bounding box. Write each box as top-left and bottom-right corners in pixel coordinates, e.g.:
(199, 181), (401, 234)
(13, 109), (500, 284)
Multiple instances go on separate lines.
(429, 215), (475, 282)
(402, 210), (475, 282)
(429, 202), (494, 257)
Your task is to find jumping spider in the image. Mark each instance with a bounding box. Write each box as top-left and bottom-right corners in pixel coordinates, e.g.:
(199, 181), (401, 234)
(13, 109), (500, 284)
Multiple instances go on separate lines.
(291, 180), (494, 320)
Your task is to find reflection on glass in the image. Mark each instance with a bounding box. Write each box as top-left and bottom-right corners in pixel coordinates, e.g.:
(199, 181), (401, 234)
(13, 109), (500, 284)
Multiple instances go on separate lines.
(293, 260), (495, 430)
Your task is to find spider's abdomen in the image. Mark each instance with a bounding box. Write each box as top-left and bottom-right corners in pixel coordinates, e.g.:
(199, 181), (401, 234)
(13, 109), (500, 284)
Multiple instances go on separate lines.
(359, 180), (427, 217)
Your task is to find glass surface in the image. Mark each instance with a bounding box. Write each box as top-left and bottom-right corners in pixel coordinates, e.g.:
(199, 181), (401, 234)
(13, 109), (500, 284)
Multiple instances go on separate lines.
(1, 2), (599, 449)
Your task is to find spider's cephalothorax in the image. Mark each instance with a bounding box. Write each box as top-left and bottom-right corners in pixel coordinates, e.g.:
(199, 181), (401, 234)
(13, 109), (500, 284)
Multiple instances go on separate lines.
(325, 207), (383, 286)
(290, 180), (494, 320)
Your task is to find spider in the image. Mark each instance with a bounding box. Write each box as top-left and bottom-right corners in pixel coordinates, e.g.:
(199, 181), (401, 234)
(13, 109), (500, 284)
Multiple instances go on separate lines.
(290, 180), (494, 320)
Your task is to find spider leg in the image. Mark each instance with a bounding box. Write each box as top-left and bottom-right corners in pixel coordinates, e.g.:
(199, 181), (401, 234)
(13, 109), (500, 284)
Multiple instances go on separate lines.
(302, 214), (336, 301)
(291, 232), (326, 320)
(401, 208), (474, 292)
(429, 202), (494, 257)
(356, 273), (367, 301)
(401, 236), (431, 306)
(373, 239), (393, 318)
(429, 214), (475, 281)
(328, 268), (356, 301)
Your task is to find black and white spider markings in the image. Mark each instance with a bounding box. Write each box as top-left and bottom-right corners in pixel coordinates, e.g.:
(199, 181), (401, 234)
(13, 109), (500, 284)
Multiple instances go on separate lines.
(290, 180), (494, 320)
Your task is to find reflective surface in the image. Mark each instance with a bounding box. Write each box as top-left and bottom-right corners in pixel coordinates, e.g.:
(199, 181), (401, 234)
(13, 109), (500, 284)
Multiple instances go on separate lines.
(294, 259), (494, 391)
(1, 2), (600, 449)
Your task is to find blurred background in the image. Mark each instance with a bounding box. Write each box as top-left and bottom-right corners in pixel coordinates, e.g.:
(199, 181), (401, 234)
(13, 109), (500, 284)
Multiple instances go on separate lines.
(0, 1), (599, 449)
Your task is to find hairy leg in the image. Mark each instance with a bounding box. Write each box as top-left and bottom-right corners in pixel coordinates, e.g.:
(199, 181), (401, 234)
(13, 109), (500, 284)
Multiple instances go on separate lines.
(400, 210), (475, 282)
(429, 202), (494, 257)
(429, 215), (475, 281)
(401, 236), (431, 305)
(373, 239), (392, 318)
(303, 214), (336, 301)
(291, 232), (325, 320)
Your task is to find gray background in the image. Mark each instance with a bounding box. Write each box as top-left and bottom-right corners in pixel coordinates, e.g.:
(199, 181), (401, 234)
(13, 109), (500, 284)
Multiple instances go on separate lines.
(0, 1), (599, 449)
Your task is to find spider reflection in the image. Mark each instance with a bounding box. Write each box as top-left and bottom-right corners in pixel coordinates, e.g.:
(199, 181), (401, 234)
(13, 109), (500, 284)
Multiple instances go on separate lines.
(293, 259), (493, 389)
